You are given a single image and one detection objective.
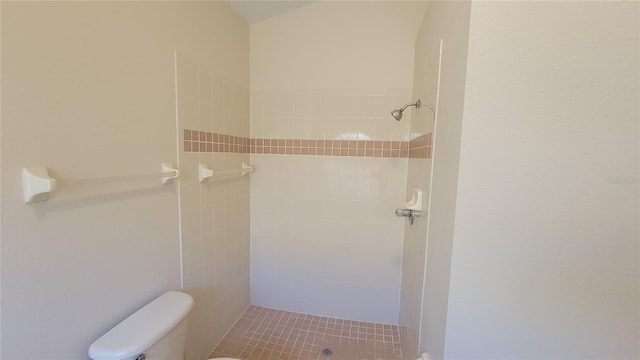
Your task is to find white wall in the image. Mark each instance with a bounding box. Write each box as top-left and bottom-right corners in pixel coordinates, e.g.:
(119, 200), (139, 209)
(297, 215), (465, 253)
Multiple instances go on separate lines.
(398, 1), (472, 358)
(251, 1), (425, 91)
(0, 2), (248, 359)
(0, 3), (3, 353)
(250, 0), (428, 324)
(445, 2), (639, 358)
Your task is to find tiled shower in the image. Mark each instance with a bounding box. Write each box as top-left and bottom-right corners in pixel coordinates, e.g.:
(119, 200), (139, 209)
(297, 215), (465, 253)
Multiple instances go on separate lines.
(249, 89), (412, 325)
(175, 65), (436, 359)
(173, 1), (434, 359)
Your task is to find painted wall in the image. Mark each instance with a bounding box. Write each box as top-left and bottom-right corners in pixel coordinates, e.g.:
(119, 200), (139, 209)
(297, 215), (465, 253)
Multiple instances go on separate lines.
(0, 4), (3, 354)
(249, 1), (428, 324)
(445, 2), (639, 358)
(0, 3), (3, 353)
(251, 1), (426, 91)
(0, 2), (248, 359)
(398, 1), (472, 358)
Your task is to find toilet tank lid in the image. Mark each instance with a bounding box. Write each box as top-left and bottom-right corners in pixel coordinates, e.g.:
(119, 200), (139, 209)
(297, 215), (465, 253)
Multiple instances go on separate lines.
(88, 291), (194, 360)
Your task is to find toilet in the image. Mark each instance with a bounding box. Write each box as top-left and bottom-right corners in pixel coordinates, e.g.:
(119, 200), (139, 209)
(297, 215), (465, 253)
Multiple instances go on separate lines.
(88, 291), (194, 360)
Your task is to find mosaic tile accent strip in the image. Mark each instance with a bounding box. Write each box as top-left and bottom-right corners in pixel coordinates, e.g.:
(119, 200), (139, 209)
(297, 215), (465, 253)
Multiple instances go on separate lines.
(249, 138), (409, 158)
(183, 128), (435, 159)
(210, 305), (403, 360)
(408, 133), (433, 159)
(183, 129), (250, 153)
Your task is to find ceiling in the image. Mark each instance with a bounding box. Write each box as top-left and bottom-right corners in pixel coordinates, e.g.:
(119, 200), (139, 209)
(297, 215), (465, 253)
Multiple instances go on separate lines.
(225, 1), (318, 24)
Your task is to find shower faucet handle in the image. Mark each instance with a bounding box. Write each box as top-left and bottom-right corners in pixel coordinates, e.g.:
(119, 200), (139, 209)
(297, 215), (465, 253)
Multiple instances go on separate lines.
(395, 208), (412, 217)
(395, 208), (421, 225)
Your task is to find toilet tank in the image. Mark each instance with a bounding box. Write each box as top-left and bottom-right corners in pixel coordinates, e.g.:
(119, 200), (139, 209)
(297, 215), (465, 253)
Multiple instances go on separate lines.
(89, 291), (194, 360)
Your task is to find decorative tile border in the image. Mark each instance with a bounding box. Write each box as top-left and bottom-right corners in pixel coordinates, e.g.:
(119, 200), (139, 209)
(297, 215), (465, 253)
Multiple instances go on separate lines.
(183, 129), (432, 159)
(184, 129), (249, 153)
(408, 133), (433, 159)
(250, 138), (409, 158)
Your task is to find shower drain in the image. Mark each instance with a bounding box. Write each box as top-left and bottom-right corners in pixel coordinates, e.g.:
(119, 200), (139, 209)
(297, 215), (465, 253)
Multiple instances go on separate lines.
(322, 348), (333, 357)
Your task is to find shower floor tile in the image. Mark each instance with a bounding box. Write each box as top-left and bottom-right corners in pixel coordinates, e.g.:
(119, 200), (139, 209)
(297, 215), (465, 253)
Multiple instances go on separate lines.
(209, 305), (403, 360)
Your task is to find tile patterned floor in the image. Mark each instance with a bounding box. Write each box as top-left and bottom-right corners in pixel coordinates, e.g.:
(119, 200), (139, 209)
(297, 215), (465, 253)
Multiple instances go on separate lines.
(209, 305), (403, 360)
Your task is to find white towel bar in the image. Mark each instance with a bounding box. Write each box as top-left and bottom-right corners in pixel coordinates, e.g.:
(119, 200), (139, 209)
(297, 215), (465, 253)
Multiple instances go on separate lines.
(22, 163), (180, 203)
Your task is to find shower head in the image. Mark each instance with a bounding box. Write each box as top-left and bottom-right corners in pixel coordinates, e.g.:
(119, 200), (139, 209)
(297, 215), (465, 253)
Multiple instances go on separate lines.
(391, 100), (421, 121)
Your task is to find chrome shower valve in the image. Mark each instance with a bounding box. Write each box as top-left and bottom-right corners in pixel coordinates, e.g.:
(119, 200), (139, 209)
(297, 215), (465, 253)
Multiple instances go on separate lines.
(395, 208), (421, 225)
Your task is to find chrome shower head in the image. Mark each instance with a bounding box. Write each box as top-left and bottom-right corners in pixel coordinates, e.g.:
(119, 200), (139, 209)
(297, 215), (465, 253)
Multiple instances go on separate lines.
(391, 109), (403, 121)
(391, 100), (421, 121)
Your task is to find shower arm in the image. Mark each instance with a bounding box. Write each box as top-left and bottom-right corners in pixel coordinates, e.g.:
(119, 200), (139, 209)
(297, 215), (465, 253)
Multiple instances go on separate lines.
(400, 100), (421, 112)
